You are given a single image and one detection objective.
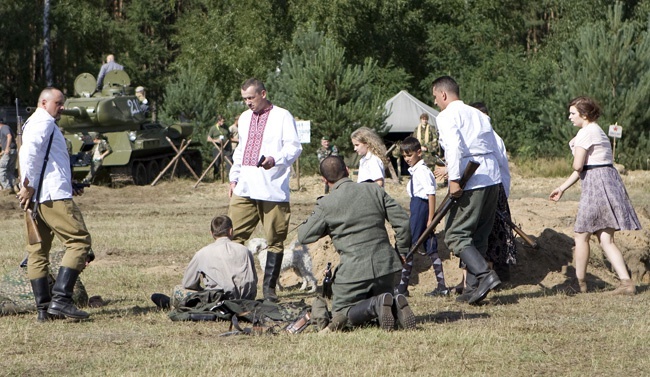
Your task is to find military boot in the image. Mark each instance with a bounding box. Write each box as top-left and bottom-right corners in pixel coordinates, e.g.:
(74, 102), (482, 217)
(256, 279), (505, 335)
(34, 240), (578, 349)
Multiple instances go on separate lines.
(262, 252), (283, 303)
(392, 294), (416, 330)
(30, 277), (64, 322)
(455, 272), (478, 303)
(47, 267), (89, 320)
(347, 292), (394, 331)
(459, 246), (500, 305)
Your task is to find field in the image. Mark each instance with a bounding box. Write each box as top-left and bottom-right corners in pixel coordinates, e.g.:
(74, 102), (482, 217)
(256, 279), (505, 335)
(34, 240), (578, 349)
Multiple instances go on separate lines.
(1, 169), (649, 377)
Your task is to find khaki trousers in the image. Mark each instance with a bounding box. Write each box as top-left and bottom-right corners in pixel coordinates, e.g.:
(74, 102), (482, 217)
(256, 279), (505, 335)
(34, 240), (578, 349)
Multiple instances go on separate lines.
(228, 194), (290, 254)
(26, 199), (91, 279)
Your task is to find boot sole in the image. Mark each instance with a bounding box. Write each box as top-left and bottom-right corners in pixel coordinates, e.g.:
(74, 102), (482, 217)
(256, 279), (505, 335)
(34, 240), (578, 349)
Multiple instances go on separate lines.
(378, 293), (395, 331)
(394, 295), (416, 330)
(48, 304), (89, 320)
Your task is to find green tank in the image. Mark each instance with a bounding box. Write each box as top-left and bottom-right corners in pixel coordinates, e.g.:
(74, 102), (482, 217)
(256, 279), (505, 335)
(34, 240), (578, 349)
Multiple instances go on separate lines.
(58, 70), (202, 185)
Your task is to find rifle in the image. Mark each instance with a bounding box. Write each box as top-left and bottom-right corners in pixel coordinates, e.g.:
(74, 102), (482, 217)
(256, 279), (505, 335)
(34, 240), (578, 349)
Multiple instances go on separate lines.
(322, 262), (332, 299)
(14, 99), (42, 245)
(403, 161), (480, 261)
(496, 210), (538, 249)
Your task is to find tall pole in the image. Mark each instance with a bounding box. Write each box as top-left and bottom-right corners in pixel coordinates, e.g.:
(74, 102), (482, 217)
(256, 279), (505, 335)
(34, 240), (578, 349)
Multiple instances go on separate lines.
(43, 0), (53, 87)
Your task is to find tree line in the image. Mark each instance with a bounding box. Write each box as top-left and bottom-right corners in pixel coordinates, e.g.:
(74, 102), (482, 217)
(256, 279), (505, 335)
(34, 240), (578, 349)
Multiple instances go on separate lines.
(1, 0), (649, 170)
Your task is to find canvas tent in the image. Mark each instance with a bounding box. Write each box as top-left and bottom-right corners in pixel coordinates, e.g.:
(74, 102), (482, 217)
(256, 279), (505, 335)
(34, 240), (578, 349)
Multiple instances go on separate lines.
(384, 90), (439, 134)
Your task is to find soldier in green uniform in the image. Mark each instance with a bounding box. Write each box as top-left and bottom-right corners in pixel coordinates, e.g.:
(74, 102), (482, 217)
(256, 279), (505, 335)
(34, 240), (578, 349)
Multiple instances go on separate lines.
(83, 132), (112, 184)
(207, 114), (232, 180)
(0, 249), (89, 316)
(413, 113), (439, 166)
(298, 156), (416, 331)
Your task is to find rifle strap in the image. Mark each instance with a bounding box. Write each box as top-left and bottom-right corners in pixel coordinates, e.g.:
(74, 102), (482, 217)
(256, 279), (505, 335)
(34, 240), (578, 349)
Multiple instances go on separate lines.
(32, 130), (55, 219)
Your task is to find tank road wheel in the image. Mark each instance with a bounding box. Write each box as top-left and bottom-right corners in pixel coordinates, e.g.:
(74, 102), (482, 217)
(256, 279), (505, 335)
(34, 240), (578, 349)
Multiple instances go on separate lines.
(132, 162), (148, 185)
(147, 160), (160, 183)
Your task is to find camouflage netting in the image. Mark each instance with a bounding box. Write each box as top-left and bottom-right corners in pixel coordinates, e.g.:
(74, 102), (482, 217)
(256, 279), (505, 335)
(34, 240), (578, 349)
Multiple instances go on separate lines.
(0, 249), (89, 316)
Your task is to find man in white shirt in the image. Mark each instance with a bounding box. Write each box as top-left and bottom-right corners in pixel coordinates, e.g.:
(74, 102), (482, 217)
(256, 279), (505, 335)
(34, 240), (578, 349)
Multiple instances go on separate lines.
(17, 88), (93, 321)
(431, 76), (503, 305)
(228, 78), (302, 302)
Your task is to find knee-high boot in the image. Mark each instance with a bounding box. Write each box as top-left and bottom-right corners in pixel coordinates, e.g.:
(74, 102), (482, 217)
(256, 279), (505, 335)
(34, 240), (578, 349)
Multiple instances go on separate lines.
(347, 292), (394, 331)
(459, 246), (500, 305)
(30, 277), (63, 322)
(263, 252), (283, 303)
(47, 267), (89, 319)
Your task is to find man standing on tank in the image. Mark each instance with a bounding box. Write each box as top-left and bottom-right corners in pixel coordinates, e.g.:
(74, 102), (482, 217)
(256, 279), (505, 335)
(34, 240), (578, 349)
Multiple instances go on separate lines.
(96, 54), (124, 91)
(228, 78), (302, 302)
(17, 87), (93, 322)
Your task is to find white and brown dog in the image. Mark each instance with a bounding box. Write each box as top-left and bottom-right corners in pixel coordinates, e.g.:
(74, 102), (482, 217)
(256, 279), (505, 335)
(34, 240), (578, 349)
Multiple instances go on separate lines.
(247, 238), (318, 293)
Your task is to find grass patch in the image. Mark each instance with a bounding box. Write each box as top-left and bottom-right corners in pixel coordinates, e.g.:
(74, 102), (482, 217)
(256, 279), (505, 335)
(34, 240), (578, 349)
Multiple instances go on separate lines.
(0, 175), (648, 376)
(511, 156), (574, 178)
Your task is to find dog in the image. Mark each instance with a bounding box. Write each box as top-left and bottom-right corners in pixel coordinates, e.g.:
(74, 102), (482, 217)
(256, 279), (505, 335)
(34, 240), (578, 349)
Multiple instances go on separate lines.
(247, 238), (318, 293)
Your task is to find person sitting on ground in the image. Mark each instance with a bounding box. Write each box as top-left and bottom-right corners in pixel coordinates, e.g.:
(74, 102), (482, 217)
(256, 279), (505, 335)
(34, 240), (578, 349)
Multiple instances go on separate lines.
(151, 215), (258, 309)
(298, 156), (415, 332)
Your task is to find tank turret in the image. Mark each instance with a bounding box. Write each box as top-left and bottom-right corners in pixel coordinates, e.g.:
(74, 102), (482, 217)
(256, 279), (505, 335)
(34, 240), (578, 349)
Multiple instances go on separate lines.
(59, 71), (201, 185)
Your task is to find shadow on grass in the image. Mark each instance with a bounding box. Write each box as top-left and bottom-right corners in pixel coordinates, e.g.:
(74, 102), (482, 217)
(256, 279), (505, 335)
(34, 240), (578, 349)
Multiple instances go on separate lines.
(416, 310), (490, 324)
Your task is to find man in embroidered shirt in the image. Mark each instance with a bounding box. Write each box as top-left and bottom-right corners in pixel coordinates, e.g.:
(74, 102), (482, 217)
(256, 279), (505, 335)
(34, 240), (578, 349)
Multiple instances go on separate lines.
(16, 87), (93, 321)
(431, 76), (505, 305)
(228, 78), (302, 302)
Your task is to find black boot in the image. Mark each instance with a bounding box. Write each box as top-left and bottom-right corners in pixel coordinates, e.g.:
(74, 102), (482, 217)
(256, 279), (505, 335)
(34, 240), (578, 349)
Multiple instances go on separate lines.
(47, 267), (89, 319)
(392, 294), (416, 330)
(347, 292), (394, 331)
(262, 252), (283, 303)
(30, 277), (63, 322)
(459, 247), (500, 305)
(455, 272), (478, 303)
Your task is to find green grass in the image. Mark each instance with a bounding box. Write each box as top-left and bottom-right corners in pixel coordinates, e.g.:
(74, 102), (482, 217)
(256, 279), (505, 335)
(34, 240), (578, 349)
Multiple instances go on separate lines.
(1, 175), (648, 376)
(511, 156), (574, 178)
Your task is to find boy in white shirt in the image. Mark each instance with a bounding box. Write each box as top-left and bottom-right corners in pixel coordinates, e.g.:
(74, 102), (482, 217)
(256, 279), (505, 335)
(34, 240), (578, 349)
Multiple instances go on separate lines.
(396, 137), (448, 297)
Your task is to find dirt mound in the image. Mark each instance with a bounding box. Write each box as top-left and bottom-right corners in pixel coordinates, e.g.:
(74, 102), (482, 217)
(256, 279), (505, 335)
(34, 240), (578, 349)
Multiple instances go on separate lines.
(279, 172), (650, 291)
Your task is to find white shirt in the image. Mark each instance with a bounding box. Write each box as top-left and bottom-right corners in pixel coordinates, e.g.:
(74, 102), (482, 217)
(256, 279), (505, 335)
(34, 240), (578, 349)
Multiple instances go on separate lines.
(229, 105), (302, 202)
(570, 123), (612, 165)
(436, 100), (501, 190)
(494, 132), (510, 198)
(407, 159), (436, 199)
(19, 108), (73, 203)
(357, 152), (384, 183)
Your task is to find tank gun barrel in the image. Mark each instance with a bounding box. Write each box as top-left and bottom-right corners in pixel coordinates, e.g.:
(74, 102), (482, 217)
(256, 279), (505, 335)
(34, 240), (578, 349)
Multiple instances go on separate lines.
(62, 107), (90, 119)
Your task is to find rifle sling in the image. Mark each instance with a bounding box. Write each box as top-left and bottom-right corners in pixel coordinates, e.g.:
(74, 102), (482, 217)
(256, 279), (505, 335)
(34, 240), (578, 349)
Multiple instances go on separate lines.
(31, 130), (55, 219)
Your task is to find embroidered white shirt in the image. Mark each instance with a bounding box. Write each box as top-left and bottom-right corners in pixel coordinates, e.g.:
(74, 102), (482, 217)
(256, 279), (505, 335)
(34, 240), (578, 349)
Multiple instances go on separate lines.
(229, 105), (302, 202)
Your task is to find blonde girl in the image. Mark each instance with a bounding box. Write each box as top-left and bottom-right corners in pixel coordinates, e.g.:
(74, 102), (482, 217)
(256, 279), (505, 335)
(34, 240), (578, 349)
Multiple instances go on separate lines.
(351, 127), (388, 187)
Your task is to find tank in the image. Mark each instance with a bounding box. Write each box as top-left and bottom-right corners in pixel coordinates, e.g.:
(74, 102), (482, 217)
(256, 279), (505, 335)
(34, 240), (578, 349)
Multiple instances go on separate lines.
(59, 71), (202, 185)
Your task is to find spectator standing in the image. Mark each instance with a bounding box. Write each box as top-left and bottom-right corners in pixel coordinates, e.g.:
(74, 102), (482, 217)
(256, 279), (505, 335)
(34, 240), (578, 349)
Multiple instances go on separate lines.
(316, 136), (339, 194)
(228, 78), (302, 302)
(0, 120), (17, 194)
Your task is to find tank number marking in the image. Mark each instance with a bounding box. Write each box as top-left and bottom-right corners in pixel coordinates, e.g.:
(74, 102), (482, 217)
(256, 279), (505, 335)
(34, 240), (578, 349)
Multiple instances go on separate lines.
(128, 99), (142, 115)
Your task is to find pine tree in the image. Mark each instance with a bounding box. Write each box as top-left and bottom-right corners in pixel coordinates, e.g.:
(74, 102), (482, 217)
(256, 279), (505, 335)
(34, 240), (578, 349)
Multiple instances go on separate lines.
(546, 2), (650, 167)
(268, 29), (389, 173)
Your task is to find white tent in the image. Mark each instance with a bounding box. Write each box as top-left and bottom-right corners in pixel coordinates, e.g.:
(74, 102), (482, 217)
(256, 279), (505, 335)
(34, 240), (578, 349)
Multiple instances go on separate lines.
(384, 90), (439, 133)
